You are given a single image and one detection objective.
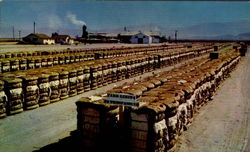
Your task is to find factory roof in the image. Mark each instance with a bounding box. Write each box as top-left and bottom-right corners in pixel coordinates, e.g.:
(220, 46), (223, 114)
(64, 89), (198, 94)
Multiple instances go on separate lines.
(52, 35), (72, 39)
(119, 31), (160, 37)
(25, 33), (52, 39)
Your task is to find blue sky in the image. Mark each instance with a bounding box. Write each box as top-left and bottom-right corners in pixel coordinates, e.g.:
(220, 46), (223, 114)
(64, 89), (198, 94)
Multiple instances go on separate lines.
(1, 1), (250, 38)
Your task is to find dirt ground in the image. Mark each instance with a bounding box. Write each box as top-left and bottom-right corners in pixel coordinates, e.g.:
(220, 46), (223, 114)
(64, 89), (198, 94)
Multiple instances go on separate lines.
(174, 51), (250, 152)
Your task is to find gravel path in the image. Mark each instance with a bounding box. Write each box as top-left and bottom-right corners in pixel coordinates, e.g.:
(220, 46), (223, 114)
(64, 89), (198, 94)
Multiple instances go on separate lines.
(174, 50), (250, 152)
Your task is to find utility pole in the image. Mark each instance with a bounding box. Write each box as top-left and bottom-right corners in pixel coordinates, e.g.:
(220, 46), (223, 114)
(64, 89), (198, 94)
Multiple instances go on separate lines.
(18, 30), (21, 40)
(34, 21), (36, 33)
(12, 26), (15, 39)
(175, 30), (178, 43)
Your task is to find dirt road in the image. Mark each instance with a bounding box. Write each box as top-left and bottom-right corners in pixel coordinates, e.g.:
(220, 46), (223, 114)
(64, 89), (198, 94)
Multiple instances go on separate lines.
(174, 51), (250, 152)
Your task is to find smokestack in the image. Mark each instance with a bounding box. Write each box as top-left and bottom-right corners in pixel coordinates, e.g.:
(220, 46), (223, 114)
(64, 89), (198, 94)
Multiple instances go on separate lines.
(82, 25), (88, 39)
(34, 22), (36, 34)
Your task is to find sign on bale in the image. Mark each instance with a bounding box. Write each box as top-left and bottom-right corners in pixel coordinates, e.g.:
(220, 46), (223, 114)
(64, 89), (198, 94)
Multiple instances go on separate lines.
(104, 93), (140, 107)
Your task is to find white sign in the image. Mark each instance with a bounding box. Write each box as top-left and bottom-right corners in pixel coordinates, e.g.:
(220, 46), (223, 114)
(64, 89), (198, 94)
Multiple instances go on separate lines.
(104, 93), (139, 107)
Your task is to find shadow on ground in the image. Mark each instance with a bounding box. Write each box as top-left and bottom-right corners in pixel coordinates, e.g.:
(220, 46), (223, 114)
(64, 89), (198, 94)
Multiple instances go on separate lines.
(33, 131), (85, 152)
(33, 130), (129, 152)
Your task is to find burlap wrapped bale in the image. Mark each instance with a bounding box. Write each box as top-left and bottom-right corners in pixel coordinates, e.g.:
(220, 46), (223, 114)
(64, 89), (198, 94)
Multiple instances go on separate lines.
(59, 70), (69, 99)
(48, 72), (60, 103)
(68, 69), (77, 97)
(4, 77), (24, 115)
(0, 80), (7, 118)
(34, 58), (42, 68)
(2, 59), (10, 73)
(10, 59), (19, 72)
(38, 74), (51, 106)
(90, 65), (98, 90)
(83, 66), (91, 92)
(76, 97), (118, 150)
(130, 103), (167, 152)
(76, 67), (84, 94)
(22, 74), (39, 110)
(27, 58), (35, 69)
(41, 57), (48, 67)
(47, 56), (53, 67)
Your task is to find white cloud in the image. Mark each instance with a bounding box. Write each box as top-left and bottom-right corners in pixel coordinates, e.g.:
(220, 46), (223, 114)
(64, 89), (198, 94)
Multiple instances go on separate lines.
(66, 12), (86, 26)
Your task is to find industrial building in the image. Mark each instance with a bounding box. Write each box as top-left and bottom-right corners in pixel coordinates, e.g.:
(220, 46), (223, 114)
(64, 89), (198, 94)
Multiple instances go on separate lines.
(52, 34), (74, 44)
(22, 33), (55, 44)
(119, 31), (161, 44)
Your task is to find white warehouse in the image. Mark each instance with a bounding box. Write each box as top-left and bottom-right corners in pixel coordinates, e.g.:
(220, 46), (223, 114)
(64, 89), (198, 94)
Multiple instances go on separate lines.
(130, 32), (152, 44)
(130, 32), (160, 44)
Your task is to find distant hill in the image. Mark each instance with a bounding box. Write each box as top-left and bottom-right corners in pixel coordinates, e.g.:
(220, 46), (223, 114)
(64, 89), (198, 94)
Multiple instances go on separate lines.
(178, 20), (250, 40)
(1, 20), (250, 40)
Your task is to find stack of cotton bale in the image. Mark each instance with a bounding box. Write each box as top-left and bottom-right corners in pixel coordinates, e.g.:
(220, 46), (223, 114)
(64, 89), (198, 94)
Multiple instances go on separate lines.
(34, 57), (42, 69)
(149, 95), (179, 150)
(76, 66), (85, 94)
(76, 97), (118, 150)
(95, 64), (103, 88)
(111, 61), (118, 83)
(22, 74), (39, 110)
(58, 55), (65, 65)
(10, 58), (19, 72)
(116, 61), (123, 81)
(1, 59), (10, 73)
(59, 70), (69, 100)
(53, 55), (59, 65)
(64, 55), (70, 64)
(48, 72), (60, 103)
(83, 66), (91, 92)
(3, 76), (24, 115)
(68, 69), (78, 97)
(129, 103), (168, 152)
(90, 65), (99, 90)
(101, 61), (109, 86)
(47, 56), (53, 67)
(0, 80), (7, 118)
(126, 60), (133, 78)
(27, 57), (35, 69)
(70, 55), (75, 63)
(37, 73), (51, 106)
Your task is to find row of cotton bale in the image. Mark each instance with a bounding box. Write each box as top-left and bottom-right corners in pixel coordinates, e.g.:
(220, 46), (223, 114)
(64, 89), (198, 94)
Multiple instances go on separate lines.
(128, 51), (240, 152)
(0, 42), (218, 74)
(0, 45), (213, 118)
(75, 49), (241, 152)
(0, 53), (96, 74)
(0, 43), (188, 59)
(0, 63), (92, 117)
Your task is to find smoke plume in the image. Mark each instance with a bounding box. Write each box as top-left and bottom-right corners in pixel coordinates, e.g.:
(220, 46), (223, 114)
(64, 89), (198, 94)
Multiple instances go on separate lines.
(66, 12), (86, 26)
